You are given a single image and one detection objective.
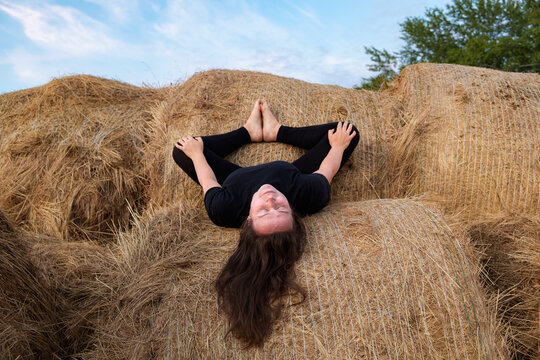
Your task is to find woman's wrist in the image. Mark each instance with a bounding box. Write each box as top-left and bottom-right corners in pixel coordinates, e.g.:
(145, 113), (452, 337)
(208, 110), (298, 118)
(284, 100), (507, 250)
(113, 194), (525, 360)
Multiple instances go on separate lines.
(330, 144), (347, 152)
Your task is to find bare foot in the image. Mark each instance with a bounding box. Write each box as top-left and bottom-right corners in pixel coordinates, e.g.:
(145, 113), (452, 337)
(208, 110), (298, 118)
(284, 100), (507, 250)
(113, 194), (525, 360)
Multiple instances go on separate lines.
(243, 99), (263, 142)
(261, 100), (281, 142)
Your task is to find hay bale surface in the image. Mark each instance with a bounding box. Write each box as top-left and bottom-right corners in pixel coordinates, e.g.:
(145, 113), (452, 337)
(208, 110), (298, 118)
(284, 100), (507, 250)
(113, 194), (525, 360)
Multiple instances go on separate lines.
(387, 63), (540, 219)
(0, 210), (61, 359)
(143, 70), (390, 208)
(29, 237), (115, 356)
(469, 216), (540, 360)
(82, 200), (505, 359)
(0, 75), (165, 242)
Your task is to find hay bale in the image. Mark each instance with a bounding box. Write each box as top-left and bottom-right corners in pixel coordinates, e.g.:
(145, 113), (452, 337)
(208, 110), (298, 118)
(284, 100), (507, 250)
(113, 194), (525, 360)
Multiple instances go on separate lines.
(29, 237), (115, 356)
(143, 70), (390, 208)
(0, 209), (62, 358)
(82, 200), (506, 359)
(384, 63), (540, 359)
(469, 216), (540, 360)
(386, 63), (540, 219)
(0, 75), (165, 241)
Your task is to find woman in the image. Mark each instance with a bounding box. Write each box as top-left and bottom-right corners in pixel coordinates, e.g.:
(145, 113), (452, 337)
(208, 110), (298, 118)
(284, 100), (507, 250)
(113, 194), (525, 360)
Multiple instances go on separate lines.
(172, 99), (358, 347)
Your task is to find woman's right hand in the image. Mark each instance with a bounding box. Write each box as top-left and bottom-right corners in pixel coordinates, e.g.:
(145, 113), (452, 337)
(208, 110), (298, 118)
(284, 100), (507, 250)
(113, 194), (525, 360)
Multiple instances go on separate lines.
(175, 136), (204, 159)
(328, 122), (356, 150)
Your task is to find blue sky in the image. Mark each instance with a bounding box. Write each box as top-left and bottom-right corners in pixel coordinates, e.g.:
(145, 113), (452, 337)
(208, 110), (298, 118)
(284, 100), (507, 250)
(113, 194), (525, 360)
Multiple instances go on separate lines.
(0, 0), (451, 94)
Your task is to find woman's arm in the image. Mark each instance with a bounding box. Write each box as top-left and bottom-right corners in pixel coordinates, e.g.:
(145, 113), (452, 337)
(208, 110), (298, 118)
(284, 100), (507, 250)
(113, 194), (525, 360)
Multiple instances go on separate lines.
(190, 152), (222, 193)
(175, 137), (221, 193)
(314, 122), (356, 184)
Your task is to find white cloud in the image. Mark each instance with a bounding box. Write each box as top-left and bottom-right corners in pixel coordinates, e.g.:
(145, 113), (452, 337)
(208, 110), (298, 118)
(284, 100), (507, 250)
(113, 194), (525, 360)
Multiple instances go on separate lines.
(0, 0), (376, 92)
(82, 0), (138, 23)
(154, 0), (289, 48)
(0, 0), (119, 56)
(286, 2), (323, 27)
(146, 0), (373, 88)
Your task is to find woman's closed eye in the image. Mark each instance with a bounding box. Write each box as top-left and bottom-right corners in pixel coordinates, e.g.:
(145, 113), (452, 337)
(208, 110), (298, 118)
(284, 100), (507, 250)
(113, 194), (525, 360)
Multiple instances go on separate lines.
(257, 207), (289, 217)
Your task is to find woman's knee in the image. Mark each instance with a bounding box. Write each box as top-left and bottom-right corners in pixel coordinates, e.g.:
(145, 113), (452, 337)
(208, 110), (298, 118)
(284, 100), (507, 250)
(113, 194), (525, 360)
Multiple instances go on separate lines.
(172, 146), (191, 168)
(351, 124), (360, 139)
(348, 124), (360, 150)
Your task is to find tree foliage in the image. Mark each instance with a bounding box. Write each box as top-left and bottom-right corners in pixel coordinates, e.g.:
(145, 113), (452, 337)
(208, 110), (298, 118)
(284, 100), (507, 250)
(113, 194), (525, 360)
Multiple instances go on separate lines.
(357, 0), (540, 90)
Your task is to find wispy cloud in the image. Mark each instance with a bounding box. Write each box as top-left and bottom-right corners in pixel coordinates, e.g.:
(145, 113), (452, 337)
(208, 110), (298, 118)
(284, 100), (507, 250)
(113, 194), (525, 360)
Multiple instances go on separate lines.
(286, 2), (323, 26)
(0, 0), (119, 56)
(82, 0), (139, 23)
(140, 0), (371, 87)
(1, 0), (414, 93)
(154, 0), (289, 48)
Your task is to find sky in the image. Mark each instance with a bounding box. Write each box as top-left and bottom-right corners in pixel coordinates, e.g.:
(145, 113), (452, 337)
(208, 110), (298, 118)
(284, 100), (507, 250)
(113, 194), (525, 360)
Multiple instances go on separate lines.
(0, 0), (452, 94)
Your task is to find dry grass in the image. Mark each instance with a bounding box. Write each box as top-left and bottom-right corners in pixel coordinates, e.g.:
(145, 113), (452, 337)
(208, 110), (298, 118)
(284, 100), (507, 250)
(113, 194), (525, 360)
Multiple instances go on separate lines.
(385, 63), (540, 220)
(0, 210), (61, 359)
(0, 75), (166, 242)
(78, 200), (506, 359)
(0, 207), (116, 358)
(29, 235), (115, 357)
(468, 216), (540, 360)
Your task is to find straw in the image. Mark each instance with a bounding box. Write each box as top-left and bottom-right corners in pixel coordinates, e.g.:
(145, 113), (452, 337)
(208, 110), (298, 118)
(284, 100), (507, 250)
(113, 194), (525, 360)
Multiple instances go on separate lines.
(80, 200), (506, 359)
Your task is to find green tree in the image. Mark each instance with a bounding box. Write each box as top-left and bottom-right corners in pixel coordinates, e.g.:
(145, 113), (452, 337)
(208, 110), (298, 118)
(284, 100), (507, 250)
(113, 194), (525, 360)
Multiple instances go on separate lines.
(355, 47), (399, 90)
(357, 0), (540, 90)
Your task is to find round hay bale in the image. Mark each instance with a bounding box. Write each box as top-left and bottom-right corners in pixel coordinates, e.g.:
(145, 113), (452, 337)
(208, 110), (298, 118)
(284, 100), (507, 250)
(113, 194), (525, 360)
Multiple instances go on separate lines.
(82, 200), (506, 359)
(469, 216), (540, 360)
(29, 237), (115, 356)
(143, 70), (390, 208)
(0, 209), (61, 358)
(386, 63), (540, 219)
(0, 75), (165, 242)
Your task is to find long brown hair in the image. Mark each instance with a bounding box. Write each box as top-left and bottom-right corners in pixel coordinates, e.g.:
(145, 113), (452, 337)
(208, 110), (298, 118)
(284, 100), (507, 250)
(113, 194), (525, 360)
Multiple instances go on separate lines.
(215, 214), (306, 348)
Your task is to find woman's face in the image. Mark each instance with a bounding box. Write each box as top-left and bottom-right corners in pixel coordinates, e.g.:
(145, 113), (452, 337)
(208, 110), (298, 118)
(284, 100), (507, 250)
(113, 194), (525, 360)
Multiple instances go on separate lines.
(249, 184), (293, 235)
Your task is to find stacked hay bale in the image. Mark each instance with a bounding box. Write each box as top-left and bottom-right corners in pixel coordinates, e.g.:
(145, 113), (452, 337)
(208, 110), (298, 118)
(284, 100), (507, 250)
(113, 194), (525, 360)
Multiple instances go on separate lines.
(2, 64), (534, 358)
(469, 216), (540, 359)
(0, 76), (164, 242)
(29, 236), (115, 356)
(0, 210), (61, 358)
(0, 207), (114, 358)
(81, 200), (506, 359)
(386, 63), (540, 359)
(387, 63), (539, 218)
(143, 70), (391, 209)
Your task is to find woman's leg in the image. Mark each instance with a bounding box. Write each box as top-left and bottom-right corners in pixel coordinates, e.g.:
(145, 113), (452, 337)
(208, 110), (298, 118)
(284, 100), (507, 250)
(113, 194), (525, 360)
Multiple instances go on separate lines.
(199, 99), (263, 157)
(172, 145), (241, 185)
(200, 127), (251, 157)
(172, 100), (263, 185)
(280, 122), (360, 174)
(277, 122), (340, 149)
(261, 100), (359, 174)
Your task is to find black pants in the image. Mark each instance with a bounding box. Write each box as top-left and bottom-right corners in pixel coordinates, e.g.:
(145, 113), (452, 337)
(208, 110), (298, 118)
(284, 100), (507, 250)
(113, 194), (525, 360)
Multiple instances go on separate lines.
(172, 123), (360, 185)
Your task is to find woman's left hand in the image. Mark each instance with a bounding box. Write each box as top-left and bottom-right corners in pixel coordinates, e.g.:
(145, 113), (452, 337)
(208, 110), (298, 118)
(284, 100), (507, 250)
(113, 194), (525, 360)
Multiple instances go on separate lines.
(328, 122), (356, 150)
(175, 136), (204, 159)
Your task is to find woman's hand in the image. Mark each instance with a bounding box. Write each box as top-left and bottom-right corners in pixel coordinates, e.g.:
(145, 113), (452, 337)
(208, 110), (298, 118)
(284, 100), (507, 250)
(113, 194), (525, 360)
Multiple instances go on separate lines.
(328, 122), (357, 150)
(175, 136), (204, 159)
